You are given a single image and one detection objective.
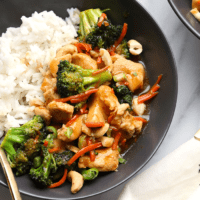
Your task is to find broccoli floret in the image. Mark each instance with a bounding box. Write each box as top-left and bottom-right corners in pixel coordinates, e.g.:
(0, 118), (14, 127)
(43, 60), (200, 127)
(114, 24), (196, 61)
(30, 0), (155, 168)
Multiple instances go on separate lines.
(29, 146), (57, 187)
(53, 150), (76, 171)
(78, 8), (121, 49)
(112, 84), (133, 106)
(116, 40), (130, 59)
(57, 60), (112, 98)
(85, 21), (123, 49)
(78, 8), (103, 40)
(1, 115), (45, 175)
(7, 149), (31, 176)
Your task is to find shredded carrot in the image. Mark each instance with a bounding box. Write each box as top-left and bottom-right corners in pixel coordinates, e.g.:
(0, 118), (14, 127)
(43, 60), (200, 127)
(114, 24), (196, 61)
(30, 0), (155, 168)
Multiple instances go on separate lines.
(68, 142), (102, 166)
(151, 84), (160, 93)
(74, 43), (92, 53)
(66, 114), (79, 127)
(109, 50), (115, 56)
(87, 139), (96, 162)
(48, 169), (68, 188)
(80, 104), (88, 114)
(43, 140), (48, 147)
(54, 89), (98, 103)
(97, 13), (107, 27)
(134, 117), (148, 123)
(138, 74), (162, 104)
(112, 132), (121, 150)
(110, 23), (128, 53)
(48, 147), (61, 153)
(150, 74), (162, 93)
(138, 92), (158, 104)
(70, 95), (90, 104)
(92, 66), (109, 76)
(75, 45), (83, 53)
(108, 114), (115, 123)
(97, 56), (103, 64)
(85, 122), (105, 128)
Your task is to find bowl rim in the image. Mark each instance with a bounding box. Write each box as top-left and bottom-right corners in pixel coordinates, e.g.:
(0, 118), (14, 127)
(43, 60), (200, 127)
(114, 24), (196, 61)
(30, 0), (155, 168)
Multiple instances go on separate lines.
(168, 0), (200, 39)
(0, 1), (178, 199)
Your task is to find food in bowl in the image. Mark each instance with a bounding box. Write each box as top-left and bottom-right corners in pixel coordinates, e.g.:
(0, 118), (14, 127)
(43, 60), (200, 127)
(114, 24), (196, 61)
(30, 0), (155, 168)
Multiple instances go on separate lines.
(0, 8), (162, 193)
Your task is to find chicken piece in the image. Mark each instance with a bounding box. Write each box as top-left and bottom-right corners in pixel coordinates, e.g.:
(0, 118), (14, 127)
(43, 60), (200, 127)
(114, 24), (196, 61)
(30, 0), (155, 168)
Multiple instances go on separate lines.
(81, 114), (92, 136)
(133, 120), (143, 133)
(111, 112), (134, 139)
(192, 0), (200, 10)
(49, 54), (72, 77)
(86, 86), (119, 125)
(43, 88), (60, 104)
(112, 56), (145, 92)
(98, 136), (114, 148)
(57, 115), (83, 142)
(29, 98), (44, 107)
(110, 101), (143, 139)
(56, 44), (78, 57)
(132, 97), (146, 116)
(47, 101), (74, 124)
(78, 147), (119, 171)
(91, 123), (110, 138)
(34, 106), (52, 125)
(98, 85), (119, 111)
(72, 53), (98, 70)
(87, 89), (108, 123)
(41, 76), (57, 93)
(66, 144), (80, 153)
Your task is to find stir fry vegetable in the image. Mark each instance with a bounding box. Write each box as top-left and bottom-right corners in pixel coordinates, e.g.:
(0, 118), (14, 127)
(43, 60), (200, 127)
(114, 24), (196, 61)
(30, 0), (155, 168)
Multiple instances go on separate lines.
(56, 60), (112, 98)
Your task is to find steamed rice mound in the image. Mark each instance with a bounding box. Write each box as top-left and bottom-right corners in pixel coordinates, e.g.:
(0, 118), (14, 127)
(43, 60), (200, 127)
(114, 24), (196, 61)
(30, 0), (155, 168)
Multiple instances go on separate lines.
(0, 9), (80, 137)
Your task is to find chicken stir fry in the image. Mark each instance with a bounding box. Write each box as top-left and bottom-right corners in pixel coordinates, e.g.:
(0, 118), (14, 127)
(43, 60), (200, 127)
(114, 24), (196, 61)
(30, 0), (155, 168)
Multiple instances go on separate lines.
(1, 8), (162, 194)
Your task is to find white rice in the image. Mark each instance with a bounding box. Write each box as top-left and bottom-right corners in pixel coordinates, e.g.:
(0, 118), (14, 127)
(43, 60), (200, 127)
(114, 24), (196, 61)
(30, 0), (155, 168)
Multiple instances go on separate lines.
(0, 8), (80, 137)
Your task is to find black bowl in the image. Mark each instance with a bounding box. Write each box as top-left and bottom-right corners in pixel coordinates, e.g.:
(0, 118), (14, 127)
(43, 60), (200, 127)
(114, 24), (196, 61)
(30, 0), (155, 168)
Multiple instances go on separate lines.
(168, 0), (200, 39)
(0, 0), (177, 199)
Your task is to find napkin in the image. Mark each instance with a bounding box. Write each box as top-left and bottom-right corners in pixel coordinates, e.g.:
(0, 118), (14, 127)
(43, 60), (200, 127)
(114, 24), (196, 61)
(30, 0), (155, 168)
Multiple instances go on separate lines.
(118, 136), (200, 200)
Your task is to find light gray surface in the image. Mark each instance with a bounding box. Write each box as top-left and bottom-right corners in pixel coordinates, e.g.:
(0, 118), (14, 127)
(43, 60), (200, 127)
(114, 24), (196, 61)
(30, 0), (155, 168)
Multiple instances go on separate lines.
(1, 0), (199, 199)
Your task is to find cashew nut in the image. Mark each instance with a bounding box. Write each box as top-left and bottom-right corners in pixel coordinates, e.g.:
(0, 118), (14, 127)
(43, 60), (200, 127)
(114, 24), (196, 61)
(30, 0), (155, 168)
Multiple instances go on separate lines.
(91, 123), (109, 138)
(56, 44), (78, 57)
(99, 136), (114, 147)
(128, 40), (143, 55)
(66, 144), (80, 153)
(68, 171), (84, 194)
(90, 50), (100, 58)
(100, 48), (112, 66)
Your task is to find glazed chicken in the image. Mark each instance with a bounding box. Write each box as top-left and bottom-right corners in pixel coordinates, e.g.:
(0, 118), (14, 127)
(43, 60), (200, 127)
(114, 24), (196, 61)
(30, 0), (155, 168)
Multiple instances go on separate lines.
(78, 148), (119, 171)
(112, 55), (145, 92)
